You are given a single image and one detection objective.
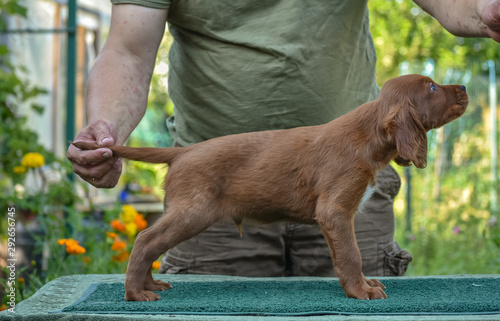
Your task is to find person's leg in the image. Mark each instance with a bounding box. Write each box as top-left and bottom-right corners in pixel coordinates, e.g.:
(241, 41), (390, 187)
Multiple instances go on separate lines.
(160, 220), (288, 277)
(284, 223), (334, 277)
(354, 164), (412, 276)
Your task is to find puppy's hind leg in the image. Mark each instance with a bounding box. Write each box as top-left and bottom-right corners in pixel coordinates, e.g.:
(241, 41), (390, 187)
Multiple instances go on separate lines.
(124, 205), (217, 301)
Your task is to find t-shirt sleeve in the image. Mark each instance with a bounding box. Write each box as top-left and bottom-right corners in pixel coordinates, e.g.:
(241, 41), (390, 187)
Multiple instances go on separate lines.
(110, 0), (171, 9)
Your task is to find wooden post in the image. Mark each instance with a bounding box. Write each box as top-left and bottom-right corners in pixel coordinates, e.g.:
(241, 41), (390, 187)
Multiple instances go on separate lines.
(65, 0), (77, 150)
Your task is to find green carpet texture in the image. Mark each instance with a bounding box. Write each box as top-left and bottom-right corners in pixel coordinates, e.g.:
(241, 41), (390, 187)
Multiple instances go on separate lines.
(58, 278), (500, 316)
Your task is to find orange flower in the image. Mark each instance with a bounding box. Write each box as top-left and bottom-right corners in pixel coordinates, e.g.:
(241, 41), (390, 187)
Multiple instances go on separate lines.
(135, 213), (147, 231)
(106, 231), (118, 239)
(110, 219), (126, 232)
(67, 244), (86, 255)
(58, 238), (76, 247)
(58, 238), (86, 255)
(112, 251), (130, 262)
(82, 256), (92, 265)
(111, 239), (127, 251)
(152, 261), (161, 270)
(0, 304), (7, 311)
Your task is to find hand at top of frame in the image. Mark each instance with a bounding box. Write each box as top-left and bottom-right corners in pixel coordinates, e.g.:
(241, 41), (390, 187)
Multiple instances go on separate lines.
(482, 0), (500, 42)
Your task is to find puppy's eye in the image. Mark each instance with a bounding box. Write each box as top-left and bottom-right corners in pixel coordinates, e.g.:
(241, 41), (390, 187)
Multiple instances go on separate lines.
(430, 84), (436, 92)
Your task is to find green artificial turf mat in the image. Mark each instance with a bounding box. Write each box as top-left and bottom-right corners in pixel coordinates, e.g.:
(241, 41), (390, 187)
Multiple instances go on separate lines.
(59, 278), (500, 316)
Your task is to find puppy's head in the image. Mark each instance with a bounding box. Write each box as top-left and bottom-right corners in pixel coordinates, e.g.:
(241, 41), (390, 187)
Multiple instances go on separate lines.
(381, 74), (468, 169)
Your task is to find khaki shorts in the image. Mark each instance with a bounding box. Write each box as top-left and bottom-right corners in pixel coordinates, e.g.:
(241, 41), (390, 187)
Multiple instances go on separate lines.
(160, 165), (412, 277)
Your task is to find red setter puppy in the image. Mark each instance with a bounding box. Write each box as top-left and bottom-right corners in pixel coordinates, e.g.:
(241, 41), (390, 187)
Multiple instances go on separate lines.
(73, 74), (468, 301)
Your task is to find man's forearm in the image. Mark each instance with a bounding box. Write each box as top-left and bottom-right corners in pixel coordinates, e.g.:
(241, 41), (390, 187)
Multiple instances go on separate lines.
(86, 47), (154, 145)
(414, 0), (490, 38)
(85, 4), (168, 145)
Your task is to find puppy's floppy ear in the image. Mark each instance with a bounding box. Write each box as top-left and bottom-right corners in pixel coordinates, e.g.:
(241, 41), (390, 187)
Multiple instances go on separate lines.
(384, 102), (428, 169)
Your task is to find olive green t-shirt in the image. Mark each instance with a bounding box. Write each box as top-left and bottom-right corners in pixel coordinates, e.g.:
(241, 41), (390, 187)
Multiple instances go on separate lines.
(111, 0), (379, 146)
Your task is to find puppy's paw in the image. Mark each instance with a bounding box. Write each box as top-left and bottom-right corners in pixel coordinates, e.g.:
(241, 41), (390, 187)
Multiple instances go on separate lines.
(345, 284), (388, 300)
(145, 279), (172, 291)
(366, 286), (388, 300)
(125, 290), (161, 301)
(365, 278), (386, 289)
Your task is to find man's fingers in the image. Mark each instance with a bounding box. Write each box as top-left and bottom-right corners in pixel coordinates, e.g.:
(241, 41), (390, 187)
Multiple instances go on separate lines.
(66, 120), (121, 188)
(68, 142), (121, 186)
(87, 164), (122, 189)
(67, 144), (113, 166)
(487, 29), (500, 42)
(72, 158), (114, 180)
(483, 0), (500, 42)
(88, 120), (118, 147)
(72, 158), (122, 188)
(90, 159), (122, 188)
(483, 0), (500, 27)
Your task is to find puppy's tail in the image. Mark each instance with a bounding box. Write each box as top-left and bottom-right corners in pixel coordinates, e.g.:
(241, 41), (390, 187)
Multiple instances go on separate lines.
(72, 141), (185, 164)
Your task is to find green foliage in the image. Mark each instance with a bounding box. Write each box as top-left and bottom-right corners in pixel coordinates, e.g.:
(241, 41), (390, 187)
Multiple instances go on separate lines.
(395, 161), (500, 275)
(0, 203), (157, 308)
(129, 32), (174, 149)
(0, 0), (89, 307)
(0, 0), (26, 31)
(0, 3), (164, 308)
(0, 0), (72, 257)
(368, 0), (498, 83)
(368, 0), (500, 276)
(0, 3), (48, 190)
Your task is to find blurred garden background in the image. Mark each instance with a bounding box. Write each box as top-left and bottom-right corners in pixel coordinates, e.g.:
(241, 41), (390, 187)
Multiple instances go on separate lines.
(1, 0), (500, 309)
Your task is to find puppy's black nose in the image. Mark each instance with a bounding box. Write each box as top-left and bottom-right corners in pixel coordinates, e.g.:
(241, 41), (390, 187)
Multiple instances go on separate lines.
(460, 85), (466, 92)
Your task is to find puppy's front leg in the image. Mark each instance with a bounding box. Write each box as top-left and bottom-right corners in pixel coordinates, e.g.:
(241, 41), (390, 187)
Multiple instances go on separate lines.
(144, 266), (172, 291)
(316, 202), (387, 300)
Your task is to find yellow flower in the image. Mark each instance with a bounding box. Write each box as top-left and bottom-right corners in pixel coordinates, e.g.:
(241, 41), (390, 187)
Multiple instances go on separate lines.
(120, 205), (138, 224)
(152, 261), (161, 270)
(13, 166), (27, 174)
(21, 152), (45, 168)
(125, 222), (137, 238)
